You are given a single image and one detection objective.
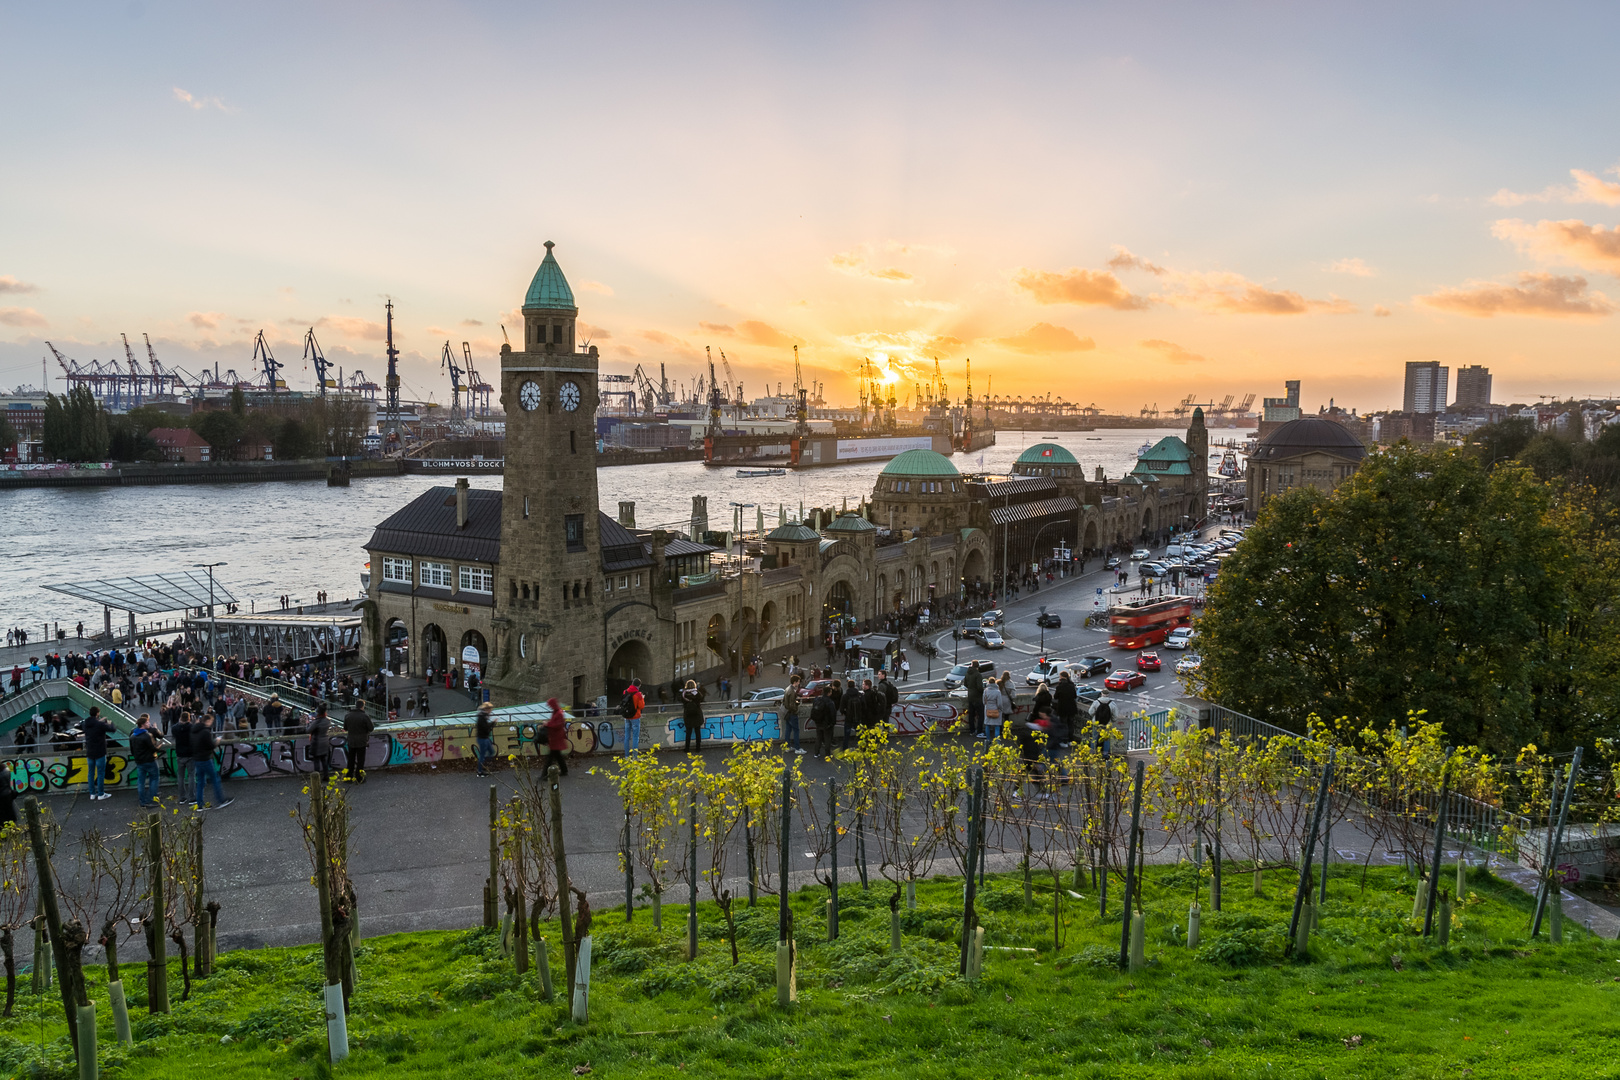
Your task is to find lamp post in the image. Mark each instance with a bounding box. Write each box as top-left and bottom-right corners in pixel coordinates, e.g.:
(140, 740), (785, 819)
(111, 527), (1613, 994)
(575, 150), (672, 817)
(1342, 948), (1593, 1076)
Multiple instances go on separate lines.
(729, 502), (756, 565)
(194, 561), (227, 658)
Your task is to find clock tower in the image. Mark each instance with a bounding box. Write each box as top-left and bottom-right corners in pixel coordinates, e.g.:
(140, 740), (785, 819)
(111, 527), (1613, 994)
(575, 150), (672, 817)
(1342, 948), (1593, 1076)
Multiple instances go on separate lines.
(486, 241), (605, 707)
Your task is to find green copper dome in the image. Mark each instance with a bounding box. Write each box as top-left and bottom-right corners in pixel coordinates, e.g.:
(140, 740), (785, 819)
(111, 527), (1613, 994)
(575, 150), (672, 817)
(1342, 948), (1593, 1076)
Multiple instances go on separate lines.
(1015, 442), (1078, 466)
(879, 448), (960, 477)
(524, 241), (576, 310)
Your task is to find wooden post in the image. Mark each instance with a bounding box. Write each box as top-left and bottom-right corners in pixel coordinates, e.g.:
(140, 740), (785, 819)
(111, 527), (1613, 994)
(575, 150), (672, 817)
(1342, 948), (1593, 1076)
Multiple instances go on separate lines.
(486, 785), (499, 929)
(23, 798), (79, 1056)
(1118, 760), (1144, 971)
(828, 778), (839, 941)
(623, 808), (635, 922)
(1533, 748), (1583, 937)
(548, 766), (576, 996)
(686, 788), (698, 961)
(145, 814), (168, 1014)
(959, 767), (983, 976)
(1286, 751), (1335, 956)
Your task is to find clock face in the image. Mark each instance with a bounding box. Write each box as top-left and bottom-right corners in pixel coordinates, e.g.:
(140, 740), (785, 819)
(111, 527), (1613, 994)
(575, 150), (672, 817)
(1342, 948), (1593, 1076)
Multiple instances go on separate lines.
(559, 380), (582, 412)
(518, 380), (541, 412)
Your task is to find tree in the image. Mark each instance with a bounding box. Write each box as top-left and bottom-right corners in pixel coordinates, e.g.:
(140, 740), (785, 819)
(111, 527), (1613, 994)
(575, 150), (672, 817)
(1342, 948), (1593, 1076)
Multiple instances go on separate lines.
(1465, 417), (1535, 469)
(0, 412), (16, 453)
(188, 410), (243, 461)
(1198, 444), (1620, 754)
(41, 385), (108, 461)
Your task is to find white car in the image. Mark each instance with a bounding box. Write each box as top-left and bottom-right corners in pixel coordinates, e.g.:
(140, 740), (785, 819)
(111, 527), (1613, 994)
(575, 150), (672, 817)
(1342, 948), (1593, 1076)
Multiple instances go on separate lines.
(1131, 548), (1151, 561)
(745, 687), (787, 703)
(1176, 653), (1203, 675)
(1165, 627), (1196, 650)
(1025, 658), (1069, 686)
(980, 629), (1006, 649)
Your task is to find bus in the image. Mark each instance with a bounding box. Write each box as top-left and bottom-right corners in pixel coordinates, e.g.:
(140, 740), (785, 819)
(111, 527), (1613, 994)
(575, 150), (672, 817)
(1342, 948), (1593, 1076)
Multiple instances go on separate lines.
(1108, 595), (1194, 649)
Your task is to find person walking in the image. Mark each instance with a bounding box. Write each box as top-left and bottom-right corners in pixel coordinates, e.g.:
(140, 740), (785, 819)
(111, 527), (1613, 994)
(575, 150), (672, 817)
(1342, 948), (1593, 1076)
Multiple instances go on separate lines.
(543, 697), (570, 775)
(876, 670), (898, 721)
(473, 702), (496, 777)
(342, 701), (374, 783)
(308, 704), (333, 781)
(982, 676), (1009, 740)
(781, 675), (804, 753)
(263, 693), (285, 735)
(839, 678), (865, 752)
(964, 661), (986, 737)
(680, 680), (706, 753)
(620, 679), (645, 753)
(899, 652), (910, 683)
(190, 721), (231, 810)
(82, 705), (114, 800)
(129, 714), (162, 808)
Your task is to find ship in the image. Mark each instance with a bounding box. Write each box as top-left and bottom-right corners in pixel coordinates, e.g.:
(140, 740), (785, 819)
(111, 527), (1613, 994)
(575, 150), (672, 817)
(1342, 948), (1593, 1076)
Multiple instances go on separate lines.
(736, 467), (787, 478)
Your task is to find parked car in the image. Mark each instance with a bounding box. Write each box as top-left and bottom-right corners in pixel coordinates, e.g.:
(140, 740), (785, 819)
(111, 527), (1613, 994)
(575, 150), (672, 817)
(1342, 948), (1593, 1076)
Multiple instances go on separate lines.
(943, 660), (997, 690)
(746, 687), (786, 703)
(798, 678), (838, 701)
(1136, 651), (1162, 672)
(980, 629), (1006, 650)
(1104, 669), (1147, 691)
(1176, 653), (1203, 675)
(1141, 561), (1169, 577)
(1035, 611), (1062, 628)
(1131, 548), (1151, 561)
(1025, 658), (1069, 686)
(1105, 555), (1121, 570)
(1068, 656), (1110, 678)
(1165, 627), (1196, 650)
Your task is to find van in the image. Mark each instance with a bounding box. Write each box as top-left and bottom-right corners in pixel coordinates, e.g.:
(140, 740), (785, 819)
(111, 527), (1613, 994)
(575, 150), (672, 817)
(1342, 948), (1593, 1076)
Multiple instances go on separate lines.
(943, 660), (996, 690)
(1166, 544), (1184, 559)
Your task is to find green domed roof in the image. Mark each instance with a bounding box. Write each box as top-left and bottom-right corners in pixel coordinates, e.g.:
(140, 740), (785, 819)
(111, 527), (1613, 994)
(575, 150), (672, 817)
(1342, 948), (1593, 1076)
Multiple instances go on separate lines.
(766, 522), (820, 542)
(879, 448), (960, 477)
(1015, 442), (1078, 466)
(524, 241), (576, 310)
(827, 513), (876, 533)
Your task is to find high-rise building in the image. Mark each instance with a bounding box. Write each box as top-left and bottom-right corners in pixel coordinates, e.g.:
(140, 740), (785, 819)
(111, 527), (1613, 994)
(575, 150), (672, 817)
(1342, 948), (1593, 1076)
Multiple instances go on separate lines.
(1403, 361), (1449, 414)
(1262, 379), (1301, 422)
(1453, 365), (1492, 409)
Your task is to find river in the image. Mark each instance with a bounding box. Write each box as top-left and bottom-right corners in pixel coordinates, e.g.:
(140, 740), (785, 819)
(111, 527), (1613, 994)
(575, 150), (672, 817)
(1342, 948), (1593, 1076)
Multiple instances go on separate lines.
(1, 426), (1222, 633)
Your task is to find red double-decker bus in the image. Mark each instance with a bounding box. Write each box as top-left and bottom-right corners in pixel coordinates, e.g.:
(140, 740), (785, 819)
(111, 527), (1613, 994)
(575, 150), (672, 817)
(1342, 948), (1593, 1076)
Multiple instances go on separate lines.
(1109, 595), (1193, 649)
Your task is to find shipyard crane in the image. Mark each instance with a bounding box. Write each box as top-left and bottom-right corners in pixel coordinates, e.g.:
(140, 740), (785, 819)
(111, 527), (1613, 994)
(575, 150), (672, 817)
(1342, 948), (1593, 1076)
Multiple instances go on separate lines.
(792, 345), (810, 436)
(462, 343), (493, 417)
(631, 364), (659, 414)
(120, 333), (145, 407)
(303, 328), (336, 394)
(143, 333), (185, 398)
(1234, 392), (1256, 417)
(382, 299), (402, 439)
(717, 349), (743, 407)
(251, 331), (285, 392)
(440, 340), (466, 424)
(1173, 393), (1196, 419)
(704, 347), (725, 436)
(1210, 394), (1235, 420)
(346, 369), (380, 401)
(1140, 403), (1159, 418)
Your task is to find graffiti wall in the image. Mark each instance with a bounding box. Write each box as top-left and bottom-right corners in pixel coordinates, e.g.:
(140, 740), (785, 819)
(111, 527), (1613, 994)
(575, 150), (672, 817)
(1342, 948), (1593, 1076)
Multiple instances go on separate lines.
(9, 700), (965, 795)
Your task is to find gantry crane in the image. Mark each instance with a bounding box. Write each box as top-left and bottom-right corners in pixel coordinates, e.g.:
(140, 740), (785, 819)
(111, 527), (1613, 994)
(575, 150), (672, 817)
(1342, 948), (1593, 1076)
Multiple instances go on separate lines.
(462, 343), (493, 417)
(440, 340), (466, 424)
(792, 345), (810, 436)
(303, 328), (335, 394)
(251, 331), (285, 392)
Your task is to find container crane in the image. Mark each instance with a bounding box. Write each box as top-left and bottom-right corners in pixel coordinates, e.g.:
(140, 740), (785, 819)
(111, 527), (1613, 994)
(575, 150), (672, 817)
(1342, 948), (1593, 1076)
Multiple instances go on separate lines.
(462, 343), (493, 417)
(346, 370), (380, 401)
(144, 333), (186, 398)
(251, 331), (285, 392)
(303, 328), (335, 394)
(440, 340), (466, 424)
(120, 333), (145, 407)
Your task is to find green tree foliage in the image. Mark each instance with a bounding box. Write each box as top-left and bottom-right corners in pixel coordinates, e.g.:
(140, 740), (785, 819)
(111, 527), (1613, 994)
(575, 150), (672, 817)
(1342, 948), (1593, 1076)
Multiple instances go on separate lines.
(0, 411), (16, 452)
(1197, 443), (1620, 754)
(188, 409), (244, 459)
(41, 385), (109, 461)
(106, 414), (158, 462)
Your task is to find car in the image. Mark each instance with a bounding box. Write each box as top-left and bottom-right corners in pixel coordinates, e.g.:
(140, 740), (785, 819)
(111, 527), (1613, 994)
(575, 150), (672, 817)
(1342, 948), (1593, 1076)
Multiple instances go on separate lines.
(900, 689), (939, 702)
(981, 609), (1004, 625)
(1136, 651), (1162, 672)
(1176, 653), (1203, 675)
(1035, 611), (1062, 629)
(943, 659), (997, 690)
(1068, 656), (1110, 678)
(980, 629), (1006, 649)
(1104, 669), (1147, 691)
(959, 618), (983, 639)
(1130, 549), (1151, 561)
(746, 687), (786, 703)
(797, 678), (838, 701)
(1025, 657), (1069, 686)
(1165, 627), (1196, 650)
(1165, 543), (1185, 559)
(1105, 555), (1121, 570)
(1141, 561), (1169, 577)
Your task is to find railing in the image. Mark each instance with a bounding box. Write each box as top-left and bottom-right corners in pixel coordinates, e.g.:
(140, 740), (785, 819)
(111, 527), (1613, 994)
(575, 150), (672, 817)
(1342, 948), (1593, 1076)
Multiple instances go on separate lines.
(176, 665), (388, 725)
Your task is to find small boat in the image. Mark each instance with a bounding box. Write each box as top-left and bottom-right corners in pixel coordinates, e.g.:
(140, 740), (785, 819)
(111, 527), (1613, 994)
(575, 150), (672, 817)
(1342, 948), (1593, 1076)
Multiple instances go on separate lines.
(1086, 437), (1102, 440)
(1218, 450), (1240, 477)
(1135, 441), (1152, 458)
(735, 467), (787, 478)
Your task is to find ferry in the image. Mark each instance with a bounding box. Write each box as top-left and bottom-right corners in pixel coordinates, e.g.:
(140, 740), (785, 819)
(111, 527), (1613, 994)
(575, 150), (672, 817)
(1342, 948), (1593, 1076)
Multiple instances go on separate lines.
(736, 467), (787, 478)
(1135, 441), (1152, 458)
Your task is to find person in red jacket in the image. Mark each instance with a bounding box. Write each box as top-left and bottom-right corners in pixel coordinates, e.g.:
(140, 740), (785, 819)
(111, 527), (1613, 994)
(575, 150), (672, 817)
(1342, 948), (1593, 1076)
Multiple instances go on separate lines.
(544, 697), (569, 776)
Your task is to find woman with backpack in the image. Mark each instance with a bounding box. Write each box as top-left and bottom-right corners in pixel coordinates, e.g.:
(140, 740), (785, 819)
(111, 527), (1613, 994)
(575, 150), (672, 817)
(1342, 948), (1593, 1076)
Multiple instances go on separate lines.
(680, 680), (706, 752)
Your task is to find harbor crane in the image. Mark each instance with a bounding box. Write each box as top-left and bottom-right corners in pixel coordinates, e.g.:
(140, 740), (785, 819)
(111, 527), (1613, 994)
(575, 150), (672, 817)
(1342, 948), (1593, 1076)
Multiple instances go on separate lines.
(346, 370), (380, 401)
(1234, 392), (1256, 417)
(462, 343), (493, 417)
(303, 328), (335, 393)
(120, 334), (145, 407)
(792, 345), (810, 436)
(705, 347), (725, 436)
(251, 331), (285, 392)
(440, 340), (466, 424)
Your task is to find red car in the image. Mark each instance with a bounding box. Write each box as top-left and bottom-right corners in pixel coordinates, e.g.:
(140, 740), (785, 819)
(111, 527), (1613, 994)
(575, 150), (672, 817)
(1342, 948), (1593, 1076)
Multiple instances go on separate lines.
(1104, 670), (1147, 691)
(1136, 652), (1162, 672)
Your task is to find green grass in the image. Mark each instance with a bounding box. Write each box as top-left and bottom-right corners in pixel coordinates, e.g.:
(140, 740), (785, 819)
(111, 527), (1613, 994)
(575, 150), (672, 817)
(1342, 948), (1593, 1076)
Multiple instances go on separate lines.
(2, 864), (1617, 1078)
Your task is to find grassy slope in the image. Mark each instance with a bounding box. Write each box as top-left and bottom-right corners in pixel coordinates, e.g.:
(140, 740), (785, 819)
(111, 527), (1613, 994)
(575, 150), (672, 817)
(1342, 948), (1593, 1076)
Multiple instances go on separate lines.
(1, 865), (1616, 1079)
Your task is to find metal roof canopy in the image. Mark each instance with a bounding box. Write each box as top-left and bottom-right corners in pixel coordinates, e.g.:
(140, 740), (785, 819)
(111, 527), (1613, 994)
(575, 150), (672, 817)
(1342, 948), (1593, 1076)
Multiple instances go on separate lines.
(42, 570), (239, 615)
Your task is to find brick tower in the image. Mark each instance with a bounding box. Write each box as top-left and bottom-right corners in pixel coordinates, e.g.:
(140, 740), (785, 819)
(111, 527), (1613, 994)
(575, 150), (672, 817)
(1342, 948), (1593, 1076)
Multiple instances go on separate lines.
(486, 242), (604, 708)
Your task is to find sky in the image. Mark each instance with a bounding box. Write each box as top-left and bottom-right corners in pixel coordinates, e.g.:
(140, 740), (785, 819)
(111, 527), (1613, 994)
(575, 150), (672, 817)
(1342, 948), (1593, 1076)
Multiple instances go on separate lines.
(4, 2), (1620, 414)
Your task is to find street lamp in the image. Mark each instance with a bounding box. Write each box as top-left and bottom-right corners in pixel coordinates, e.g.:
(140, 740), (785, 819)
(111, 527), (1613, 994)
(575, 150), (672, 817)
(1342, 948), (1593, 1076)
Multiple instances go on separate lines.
(194, 561), (227, 658)
(729, 501), (756, 565)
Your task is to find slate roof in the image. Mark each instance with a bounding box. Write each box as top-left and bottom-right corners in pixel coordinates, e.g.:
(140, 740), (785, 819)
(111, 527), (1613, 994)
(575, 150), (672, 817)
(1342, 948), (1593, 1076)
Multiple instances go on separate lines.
(366, 486), (503, 563)
(970, 476), (1059, 498)
(601, 512), (653, 572)
(988, 496), (1079, 525)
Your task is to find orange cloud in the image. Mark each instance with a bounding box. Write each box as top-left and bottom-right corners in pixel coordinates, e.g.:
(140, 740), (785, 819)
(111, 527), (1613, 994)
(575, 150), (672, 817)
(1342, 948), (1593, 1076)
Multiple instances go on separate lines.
(1139, 339), (1208, 364)
(1416, 273), (1614, 318)
(1107, 248), (1167, 276)
(188, 311), (224, 329)
(701, 319), (803, 348)
(578, 321), (611, 341)
(830, 251), (914, 282)
(1494, 218), (1620, 276)
(0, 275), (37, 294)
(1490, 166), (1620, 207)
(1372, 305), (1392, 317)
(460, 318), (483, 327)
(317, 315), (386, 340)
(0, 307), (46, 328)
(1013, 266), (1147, 309)
(637, 329), (701, 359)
(1327, 258), (1375, 277)
(579, 280), (614, 295)
(1171, 271), (1356, 315)
(992, 322), (1095, 353)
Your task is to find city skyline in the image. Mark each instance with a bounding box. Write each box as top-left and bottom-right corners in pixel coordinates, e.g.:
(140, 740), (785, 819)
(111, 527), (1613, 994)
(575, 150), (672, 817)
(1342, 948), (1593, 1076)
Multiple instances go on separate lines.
(5, 3), (1620, 413)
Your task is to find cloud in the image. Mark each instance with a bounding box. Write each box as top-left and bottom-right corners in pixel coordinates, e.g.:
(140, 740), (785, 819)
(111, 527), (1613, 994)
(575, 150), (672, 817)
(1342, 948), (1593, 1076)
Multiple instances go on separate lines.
(840, 330), (966, 358)
(1416, 272), (1614, 318)
(699, 320), (803, 348)
(578, 321), (611, 341)
(1494, 218), (1620, 276)
(460, 318), (483, 327)
(0, 276), (37, 294)
(902, 299), (958, 311)
(1107, 248), (1167, 276)
(172, 87), (232, 112)
(1013, 266), (1148, 309)
(1327, 258), (1375, 277)
(0, 307), (47, 328)
(1490, 165), (1620, 207)
(991, 322), (1096, 354)
(636, 329), (701, 359)
(316, 315), (386, 340)
(188, 311), (224, 330)
(830, 250), (914, 282)
(1138, 339), (1209, 364)
(1372, 305), (1392, 317)
(1170, 271), (1356, 315)
(579, 280), (614, 296)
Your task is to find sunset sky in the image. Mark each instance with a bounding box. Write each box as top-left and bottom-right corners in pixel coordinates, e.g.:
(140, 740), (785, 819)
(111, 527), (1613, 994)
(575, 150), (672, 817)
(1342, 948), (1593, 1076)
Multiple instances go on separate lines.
(5, 2), (1620, 414)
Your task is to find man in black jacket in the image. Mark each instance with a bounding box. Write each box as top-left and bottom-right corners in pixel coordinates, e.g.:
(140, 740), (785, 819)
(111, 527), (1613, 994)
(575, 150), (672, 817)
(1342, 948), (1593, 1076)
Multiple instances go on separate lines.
(129, 714), (163, 807)
(82, 706), (115, 801)
(190, 721), (232, 810)
(876, 671), (899, 716)
(839, 680), (865, 752)
(812, 683), (839, 759)
(308, 705), (333, 780)
(862, 678), (887, 739)
(342, 704), (374, 783)
(964, 663), (985, 736)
